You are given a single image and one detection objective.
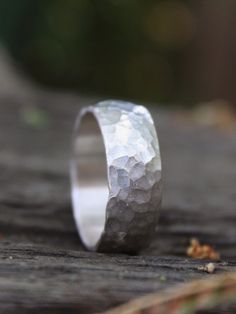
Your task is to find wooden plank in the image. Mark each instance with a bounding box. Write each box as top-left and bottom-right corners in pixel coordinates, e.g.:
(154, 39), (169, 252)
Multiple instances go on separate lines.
(0, 94), (235, 313)
(0, 244), (235, 314)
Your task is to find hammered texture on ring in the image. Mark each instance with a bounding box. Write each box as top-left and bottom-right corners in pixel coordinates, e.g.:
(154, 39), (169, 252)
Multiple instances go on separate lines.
(71, 100), (162, 253)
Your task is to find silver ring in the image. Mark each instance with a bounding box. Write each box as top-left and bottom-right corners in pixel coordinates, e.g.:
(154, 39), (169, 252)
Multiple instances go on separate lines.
(70, 100), (162, 253)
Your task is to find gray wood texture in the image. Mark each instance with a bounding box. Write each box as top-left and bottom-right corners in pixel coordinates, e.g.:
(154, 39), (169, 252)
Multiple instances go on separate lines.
(0, 93), (235, 313)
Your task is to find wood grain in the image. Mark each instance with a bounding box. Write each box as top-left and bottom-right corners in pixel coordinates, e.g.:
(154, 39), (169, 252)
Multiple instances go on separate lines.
(0, 94), (235, 313)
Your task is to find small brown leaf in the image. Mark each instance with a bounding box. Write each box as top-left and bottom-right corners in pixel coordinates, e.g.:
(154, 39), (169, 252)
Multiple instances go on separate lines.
(187, 238), (220, 260)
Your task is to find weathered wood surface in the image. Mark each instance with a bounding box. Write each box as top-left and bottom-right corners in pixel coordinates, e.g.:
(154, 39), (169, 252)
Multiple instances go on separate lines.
(0, 93), (235, 313)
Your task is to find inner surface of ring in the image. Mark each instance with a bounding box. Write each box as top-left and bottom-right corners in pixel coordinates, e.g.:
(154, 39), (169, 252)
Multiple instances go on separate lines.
(72, 112), (108, 249)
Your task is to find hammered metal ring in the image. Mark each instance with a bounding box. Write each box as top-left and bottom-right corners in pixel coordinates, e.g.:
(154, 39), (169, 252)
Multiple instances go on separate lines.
(70, 100), (162, 253)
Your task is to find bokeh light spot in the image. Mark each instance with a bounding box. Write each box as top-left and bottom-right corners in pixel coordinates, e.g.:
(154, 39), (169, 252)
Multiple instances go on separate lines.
(146, 0), (195, 48)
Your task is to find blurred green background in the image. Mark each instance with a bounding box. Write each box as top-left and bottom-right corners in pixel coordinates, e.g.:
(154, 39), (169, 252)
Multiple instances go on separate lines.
(0, 0), (236, 104)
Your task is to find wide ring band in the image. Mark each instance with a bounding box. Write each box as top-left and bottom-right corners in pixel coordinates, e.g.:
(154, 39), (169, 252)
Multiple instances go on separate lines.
(71, 100), (162, 253)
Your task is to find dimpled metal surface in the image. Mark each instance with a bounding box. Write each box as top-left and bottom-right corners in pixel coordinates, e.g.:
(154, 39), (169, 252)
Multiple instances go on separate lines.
(79, 100), (162, 253)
